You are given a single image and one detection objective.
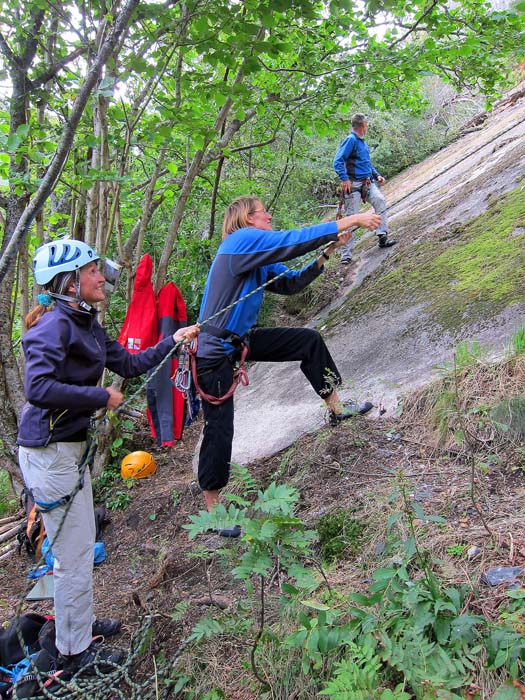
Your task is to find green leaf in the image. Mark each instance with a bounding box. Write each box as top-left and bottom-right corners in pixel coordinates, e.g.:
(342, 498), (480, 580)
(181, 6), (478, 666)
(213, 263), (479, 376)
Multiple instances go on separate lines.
(387, 512), (402, 530)
(454, 429), (466, 444)
(16, 124), (30, 138)
(349, 591), (383, 606)
(492, 681), (522, 699)
(411, 501), (425, 519)
(434, 616), (451, 644)
(373, 568), (397, 581)
(6, 134), (22, 152)
(300, 599), (330, 611)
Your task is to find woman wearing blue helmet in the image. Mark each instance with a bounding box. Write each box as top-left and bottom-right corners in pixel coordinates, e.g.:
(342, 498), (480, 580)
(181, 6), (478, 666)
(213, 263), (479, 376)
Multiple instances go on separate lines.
(18, 239), (199, 676)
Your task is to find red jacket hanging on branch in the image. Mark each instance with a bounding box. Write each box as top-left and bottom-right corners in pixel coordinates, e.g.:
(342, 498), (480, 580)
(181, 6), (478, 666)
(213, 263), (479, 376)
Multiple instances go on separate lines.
(118, 255), (186, 444)
(146, 282), (187, 444)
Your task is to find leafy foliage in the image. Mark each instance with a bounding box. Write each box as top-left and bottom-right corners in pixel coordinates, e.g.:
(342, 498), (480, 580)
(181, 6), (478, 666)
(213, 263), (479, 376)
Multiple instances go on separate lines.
(316, 509), (365, 563)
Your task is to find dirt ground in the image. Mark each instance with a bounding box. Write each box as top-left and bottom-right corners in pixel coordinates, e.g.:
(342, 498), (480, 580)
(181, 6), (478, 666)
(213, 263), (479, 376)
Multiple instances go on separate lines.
(3, 393), (524, 697)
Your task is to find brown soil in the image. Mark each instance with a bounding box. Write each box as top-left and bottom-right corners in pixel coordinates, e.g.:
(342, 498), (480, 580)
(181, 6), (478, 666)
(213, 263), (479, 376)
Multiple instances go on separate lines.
(3, 374), (525, 698)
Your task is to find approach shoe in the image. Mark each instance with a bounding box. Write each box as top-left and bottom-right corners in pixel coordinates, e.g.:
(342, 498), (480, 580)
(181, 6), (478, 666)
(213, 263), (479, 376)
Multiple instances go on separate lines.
(92, 618), (121, 638)
(329, 400), (374, 427)
(341, 256), (353, 264)
(207, 525), (242, 538)
(377, 233), (397, 248)
(58, 640), (124, 677)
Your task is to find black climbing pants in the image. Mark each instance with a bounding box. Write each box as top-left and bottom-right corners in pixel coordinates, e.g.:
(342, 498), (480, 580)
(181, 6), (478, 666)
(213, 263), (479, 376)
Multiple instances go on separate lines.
(197, 327), (341, 492)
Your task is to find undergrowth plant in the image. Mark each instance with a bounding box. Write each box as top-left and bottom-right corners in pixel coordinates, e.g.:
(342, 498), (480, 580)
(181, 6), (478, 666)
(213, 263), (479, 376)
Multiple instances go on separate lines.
(181, 478), (525, 699)
(509, 326), (525, 356)
(317, 508), (364, 563)
(0, 468), (17, 516)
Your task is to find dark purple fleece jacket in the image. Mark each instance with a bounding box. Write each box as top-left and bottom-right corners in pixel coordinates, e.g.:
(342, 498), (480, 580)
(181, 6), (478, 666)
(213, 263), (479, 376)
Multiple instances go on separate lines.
(17, 300), (175, 447)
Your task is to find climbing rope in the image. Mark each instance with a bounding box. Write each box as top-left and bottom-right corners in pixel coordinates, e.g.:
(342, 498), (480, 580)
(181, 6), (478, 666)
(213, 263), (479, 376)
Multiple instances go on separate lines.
(11, 234), (349, 698)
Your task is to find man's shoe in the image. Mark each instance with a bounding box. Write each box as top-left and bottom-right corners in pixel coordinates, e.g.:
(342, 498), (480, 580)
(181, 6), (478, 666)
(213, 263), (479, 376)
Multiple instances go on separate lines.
(341, 256), (352, 264)
(329, 400), (374, 427)
(58, 641), (124, 676)
(207, 525), (242, 538)
(92, 618), (121, 638)
(378, 233), (397, 248)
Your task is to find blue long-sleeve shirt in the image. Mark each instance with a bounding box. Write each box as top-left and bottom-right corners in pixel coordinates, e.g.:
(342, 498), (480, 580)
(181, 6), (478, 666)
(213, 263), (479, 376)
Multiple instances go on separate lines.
(197, 221), (339, 361)
(333, 130), (380, 182)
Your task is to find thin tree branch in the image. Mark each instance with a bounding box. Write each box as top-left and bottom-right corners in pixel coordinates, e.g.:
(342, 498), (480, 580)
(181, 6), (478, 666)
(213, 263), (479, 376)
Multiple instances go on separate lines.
(0, 0), (141, 285)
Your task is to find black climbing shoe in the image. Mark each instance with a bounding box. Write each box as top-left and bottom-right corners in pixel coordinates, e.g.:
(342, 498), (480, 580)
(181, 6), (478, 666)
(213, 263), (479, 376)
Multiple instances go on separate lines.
(58, 641), (124, 677)
(218, 525), (242, 538)
(378, 233), (396, 248)
(92, 618), (121, 638)
(208, 525), (242, 538)
(341, 256), (352, 264)
(329, 400), (374, 427)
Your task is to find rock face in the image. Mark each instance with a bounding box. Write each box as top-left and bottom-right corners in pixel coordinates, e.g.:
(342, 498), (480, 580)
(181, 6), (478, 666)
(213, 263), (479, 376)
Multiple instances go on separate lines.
(198, 90), (525, 468)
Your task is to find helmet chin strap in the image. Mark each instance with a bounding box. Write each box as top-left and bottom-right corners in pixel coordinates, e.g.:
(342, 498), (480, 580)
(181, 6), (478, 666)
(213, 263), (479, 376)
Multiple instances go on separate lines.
(49, 270), (94, 312)
(48, 292), (94, 312)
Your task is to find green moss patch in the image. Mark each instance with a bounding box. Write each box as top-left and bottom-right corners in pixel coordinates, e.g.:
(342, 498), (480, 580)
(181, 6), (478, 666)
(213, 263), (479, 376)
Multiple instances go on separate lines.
(330, 185), (525, 333)
(316, 508), (365, 563)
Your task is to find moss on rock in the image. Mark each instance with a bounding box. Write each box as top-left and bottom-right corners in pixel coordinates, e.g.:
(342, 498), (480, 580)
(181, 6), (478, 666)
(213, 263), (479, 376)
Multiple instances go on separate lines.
(329, 185), (525, 334)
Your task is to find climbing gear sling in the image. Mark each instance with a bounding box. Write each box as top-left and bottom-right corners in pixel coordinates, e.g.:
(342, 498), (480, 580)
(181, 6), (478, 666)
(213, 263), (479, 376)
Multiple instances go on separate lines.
(185, 325), (250, 406)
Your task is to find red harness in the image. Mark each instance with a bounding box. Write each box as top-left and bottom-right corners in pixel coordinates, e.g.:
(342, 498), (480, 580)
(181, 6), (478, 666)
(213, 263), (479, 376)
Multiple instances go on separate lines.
(188, 337), (250, 406)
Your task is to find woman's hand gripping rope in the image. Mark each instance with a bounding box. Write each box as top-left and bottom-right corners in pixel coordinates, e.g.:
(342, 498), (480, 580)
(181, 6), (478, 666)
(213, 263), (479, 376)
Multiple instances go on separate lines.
(104, 324), (201, 412)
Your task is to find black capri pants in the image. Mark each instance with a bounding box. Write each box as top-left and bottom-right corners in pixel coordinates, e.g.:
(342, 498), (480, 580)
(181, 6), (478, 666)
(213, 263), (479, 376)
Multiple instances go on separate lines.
(197, 327), (341, 492)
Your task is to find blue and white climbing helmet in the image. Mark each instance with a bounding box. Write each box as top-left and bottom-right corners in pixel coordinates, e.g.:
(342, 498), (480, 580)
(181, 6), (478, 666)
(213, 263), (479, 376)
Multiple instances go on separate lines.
(33, 240), (99, 286)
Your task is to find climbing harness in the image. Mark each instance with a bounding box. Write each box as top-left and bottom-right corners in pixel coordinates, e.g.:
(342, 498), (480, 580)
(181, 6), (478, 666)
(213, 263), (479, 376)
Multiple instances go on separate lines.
(341, 177), (371, 205)
(187, 335), (250, 406)
(32, 424), (98, 514)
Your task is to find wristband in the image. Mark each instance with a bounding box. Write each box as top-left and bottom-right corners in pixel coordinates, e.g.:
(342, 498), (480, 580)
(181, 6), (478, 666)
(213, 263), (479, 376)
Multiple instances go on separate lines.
(321, 251), (330, 261)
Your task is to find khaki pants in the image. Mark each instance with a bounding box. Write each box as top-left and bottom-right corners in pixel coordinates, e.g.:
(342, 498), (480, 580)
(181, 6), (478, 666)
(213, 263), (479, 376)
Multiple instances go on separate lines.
(19, 442), (95, 655)
(341, 181), (389, 258)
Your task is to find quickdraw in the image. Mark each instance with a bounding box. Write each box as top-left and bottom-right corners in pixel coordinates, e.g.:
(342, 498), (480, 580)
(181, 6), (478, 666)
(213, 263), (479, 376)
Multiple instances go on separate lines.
(173, 340), (200, 421)
(173, 342), (192, 393)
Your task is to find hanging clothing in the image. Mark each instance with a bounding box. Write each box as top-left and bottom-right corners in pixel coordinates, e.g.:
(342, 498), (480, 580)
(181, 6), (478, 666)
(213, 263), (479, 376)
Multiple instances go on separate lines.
(117, 255), (189, 445)
(117, 254), (157, 352)
(146, 282), (188, 445)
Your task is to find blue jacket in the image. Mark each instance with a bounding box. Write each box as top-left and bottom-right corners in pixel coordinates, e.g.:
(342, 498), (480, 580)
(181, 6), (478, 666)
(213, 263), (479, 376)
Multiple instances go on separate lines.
(333, 131), (380, 182)
(17, 300), (176, 447)
(197, 221), (339, 361)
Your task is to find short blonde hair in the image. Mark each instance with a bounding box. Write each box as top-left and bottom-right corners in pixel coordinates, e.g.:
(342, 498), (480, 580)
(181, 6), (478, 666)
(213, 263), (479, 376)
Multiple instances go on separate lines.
(222, 196), (261, 239)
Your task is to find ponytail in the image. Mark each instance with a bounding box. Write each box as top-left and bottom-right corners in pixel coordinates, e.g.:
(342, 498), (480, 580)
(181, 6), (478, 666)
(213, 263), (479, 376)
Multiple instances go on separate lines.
(25, 271), (75, 330)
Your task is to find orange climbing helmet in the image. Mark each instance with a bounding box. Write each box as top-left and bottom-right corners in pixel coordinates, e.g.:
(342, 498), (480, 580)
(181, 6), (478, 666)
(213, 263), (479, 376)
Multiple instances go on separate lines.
(120, 451), (157, 479)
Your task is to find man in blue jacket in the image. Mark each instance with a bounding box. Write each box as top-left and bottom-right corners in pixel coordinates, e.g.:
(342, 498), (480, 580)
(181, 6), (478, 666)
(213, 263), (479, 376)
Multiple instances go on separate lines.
(333, 113), (396, 264)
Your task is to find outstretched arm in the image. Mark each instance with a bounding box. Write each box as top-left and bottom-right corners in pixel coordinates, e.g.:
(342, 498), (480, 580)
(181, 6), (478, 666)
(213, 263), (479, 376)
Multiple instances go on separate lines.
(316, 210), (381, 267)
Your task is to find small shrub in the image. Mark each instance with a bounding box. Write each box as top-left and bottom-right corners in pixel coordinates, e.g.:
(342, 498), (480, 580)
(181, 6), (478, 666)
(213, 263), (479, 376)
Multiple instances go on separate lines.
(446, 543), (467, 557)
(317, 509), (364, 562)
(106, 489), (133, 510)
(0, 469), (17, 517)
